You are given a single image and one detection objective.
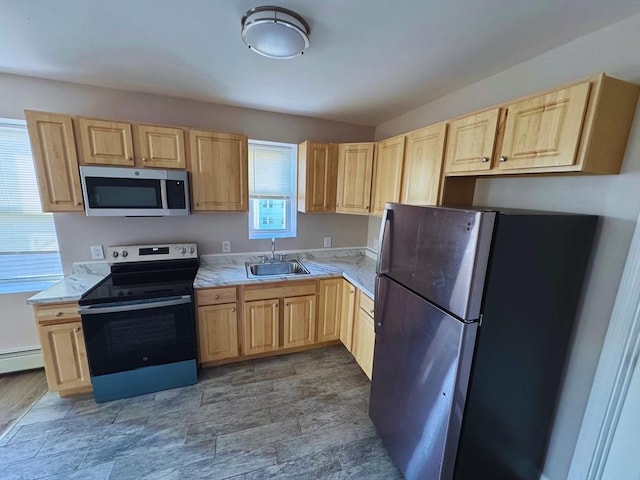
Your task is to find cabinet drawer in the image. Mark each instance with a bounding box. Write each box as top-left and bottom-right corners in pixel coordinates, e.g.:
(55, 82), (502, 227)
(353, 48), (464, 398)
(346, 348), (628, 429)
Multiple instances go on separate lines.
(243, 282), (316, 302)
(359, 292), (375, 318)
(197, 287), (237, 306)
(34, 303), (80, 324)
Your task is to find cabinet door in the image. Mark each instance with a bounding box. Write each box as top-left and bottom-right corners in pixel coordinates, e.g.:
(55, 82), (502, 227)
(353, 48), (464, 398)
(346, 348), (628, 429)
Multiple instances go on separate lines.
(136, 125), (186, 169)
(197, 303), (239, 362)
(401, 123), (447, 206)
(371, 135), (405, 216)
(444, 108), (500, 174)
(336, 143), (375, 215)
(78, 117), (135, 166)
(188, 129), (248, 211)
(38, 321), (91, 392)
(498, 82), (591, 171)
(353, 308), (375, 380)
(283, 295), (316, 348)
(298, 141), (338, 213)
(339, 280), (356, 351)
(318, 279), (342, 342)
(25, 111), (84, 212)
(243, 299), (279, 355)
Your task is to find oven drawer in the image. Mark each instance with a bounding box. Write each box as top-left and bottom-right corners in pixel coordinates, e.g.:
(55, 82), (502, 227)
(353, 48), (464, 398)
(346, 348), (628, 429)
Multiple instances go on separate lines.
(35, 302), (80, 324)
(197, 287), (237, 306)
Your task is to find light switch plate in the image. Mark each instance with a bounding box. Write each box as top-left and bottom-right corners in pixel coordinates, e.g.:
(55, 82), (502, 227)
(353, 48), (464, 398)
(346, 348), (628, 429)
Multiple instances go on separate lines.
(90, 245), (105, 260)
(323, 236), (332, 248)
(222, 240), (231, 253)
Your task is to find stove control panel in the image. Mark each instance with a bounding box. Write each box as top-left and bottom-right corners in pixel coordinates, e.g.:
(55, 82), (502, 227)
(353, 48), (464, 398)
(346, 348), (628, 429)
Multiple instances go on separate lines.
(107, 243), (198, 263)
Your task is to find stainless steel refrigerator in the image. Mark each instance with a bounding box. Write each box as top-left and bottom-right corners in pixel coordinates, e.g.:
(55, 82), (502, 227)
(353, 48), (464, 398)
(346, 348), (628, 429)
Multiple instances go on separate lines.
(369, 204), (597, 480)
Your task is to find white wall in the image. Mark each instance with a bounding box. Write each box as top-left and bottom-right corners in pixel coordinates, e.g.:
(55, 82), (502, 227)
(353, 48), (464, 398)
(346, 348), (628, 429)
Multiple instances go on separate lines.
(0, 73), (374, 355)
(372, 14), (640, 480)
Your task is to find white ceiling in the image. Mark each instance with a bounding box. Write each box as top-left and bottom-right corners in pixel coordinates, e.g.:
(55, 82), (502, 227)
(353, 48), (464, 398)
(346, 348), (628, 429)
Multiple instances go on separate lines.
(1, 0), (638, 126)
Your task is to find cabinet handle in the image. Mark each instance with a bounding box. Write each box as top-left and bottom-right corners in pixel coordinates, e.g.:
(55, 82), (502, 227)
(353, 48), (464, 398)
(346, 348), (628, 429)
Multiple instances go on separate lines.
(481, 156), (489, 163)
(55, 312), (63, 317)
(499, 156), (507, 162)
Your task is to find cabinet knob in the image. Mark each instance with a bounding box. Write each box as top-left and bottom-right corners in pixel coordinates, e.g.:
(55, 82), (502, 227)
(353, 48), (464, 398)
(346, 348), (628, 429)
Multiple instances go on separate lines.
(231, 308), (236, 312)
(365, 206), (369, 210)
(55, 311), (62, 317)
(370, 310), (375, 315)
(350, 290), (354, 294)
(499, 156), (507, 162)
(76, 202), (82, 206)
(215, 295), (220, 299)
(195, 203), (200, 207)
(481, 156), (489, 163)
(74, 327), (81, 333)
(274, 304), (278, 307)
(142, 157), (148, 162)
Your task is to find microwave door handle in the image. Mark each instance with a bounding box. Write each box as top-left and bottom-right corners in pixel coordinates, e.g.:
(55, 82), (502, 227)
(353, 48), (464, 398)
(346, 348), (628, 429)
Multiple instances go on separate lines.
(160, 180), (168, 209)
(78, 295), (191, 315)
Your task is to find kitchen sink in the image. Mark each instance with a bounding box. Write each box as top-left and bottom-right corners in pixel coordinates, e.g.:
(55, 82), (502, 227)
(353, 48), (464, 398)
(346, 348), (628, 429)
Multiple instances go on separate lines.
(245, 260), (310, 278)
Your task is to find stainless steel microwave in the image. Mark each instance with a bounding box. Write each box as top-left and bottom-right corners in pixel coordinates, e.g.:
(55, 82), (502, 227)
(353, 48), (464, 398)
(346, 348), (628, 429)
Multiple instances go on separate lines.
(80, 166), (190, 216)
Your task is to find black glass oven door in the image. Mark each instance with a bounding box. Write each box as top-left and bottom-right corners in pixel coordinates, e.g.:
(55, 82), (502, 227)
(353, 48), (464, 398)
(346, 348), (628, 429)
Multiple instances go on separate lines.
(79, 296), (196, 376)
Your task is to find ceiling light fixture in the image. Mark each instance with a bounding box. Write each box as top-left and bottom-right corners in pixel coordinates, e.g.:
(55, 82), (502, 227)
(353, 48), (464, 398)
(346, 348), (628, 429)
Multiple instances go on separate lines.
(241, 6), (310, 59)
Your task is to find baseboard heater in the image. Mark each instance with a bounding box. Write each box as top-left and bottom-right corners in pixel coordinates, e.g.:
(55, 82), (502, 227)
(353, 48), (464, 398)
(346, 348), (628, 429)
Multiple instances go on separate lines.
(0, 348), (43, 374)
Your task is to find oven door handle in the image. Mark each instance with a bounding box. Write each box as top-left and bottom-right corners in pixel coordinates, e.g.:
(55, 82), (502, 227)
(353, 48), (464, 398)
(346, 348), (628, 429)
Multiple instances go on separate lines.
(77, 295), (192, 315)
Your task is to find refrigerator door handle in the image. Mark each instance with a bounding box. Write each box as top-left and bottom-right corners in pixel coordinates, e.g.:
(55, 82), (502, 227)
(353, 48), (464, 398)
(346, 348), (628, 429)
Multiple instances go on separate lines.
(377, 206), (393, 275)
(374, 275), (384, 332)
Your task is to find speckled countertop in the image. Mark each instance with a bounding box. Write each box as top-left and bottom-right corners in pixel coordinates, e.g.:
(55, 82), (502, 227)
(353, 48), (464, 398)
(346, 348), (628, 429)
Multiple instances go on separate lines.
(26, 248), (377, 305)
(26, 262), (110, 305)
(195, 249), (377, 298)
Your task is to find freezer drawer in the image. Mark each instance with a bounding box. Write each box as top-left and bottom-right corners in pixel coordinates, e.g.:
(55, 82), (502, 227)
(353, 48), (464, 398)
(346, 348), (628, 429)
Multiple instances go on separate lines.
(370, 275), (477, 480)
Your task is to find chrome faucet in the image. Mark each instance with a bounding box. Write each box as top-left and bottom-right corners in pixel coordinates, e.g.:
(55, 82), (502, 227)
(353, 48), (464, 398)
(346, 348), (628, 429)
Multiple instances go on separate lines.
(271, 237), (276, 263)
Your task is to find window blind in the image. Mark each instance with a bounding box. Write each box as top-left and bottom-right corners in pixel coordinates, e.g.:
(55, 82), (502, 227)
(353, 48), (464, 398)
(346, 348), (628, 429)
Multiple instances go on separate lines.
(0, 119), (63, 293)
(248, 140), (297, 239)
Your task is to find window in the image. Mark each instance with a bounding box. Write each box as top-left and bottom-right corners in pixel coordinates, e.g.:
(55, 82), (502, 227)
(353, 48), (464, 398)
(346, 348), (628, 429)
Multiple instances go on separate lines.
(0, 119), (63, 294)
(248, 140), (297, 239)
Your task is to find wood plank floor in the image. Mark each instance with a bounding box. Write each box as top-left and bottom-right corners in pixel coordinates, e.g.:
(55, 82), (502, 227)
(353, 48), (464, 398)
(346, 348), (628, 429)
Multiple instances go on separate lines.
(0, 368), (47, 437)
(0, 346), (401, 479)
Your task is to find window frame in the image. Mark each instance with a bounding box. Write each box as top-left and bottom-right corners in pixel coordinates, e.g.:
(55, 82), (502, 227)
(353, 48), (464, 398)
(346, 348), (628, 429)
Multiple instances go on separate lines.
(247, 139), (298, 240)
(0, 117), (63, 294)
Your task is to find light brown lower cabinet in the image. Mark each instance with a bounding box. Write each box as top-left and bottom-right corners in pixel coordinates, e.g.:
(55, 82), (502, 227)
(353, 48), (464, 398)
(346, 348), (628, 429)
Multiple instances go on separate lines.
(352, 292), (376, 380)
(339, 280), (357, 351)
(242, 299), (280, 355)
(317, 278), (343, 343)
(283, 294), (316, 348)
(197, 303), (239, 362)
(34, 302), (92, 395)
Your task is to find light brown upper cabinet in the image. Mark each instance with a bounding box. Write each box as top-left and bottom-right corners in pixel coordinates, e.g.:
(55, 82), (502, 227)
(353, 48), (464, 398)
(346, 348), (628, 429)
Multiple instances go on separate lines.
(401, 123), (448, 206)
(136, 125), (186, 169)
(371, 135), (406, 216)
(444, 108), (500, 174)
(444, 74), (640, 176)
(188, 129), (248, 211)
(25, 111), (84, 212)
(297, 141), (338, 213)
(77, 117), (135, 166)
(336, 143), (375, 215)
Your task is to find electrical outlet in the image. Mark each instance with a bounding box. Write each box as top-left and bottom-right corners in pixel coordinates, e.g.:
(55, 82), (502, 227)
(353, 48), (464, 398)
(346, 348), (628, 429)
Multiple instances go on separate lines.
(373, 238), (379, 251)
(222, 240), (231, 253)
(323, 236), (332, 248)
(90, 245), (104, 260)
